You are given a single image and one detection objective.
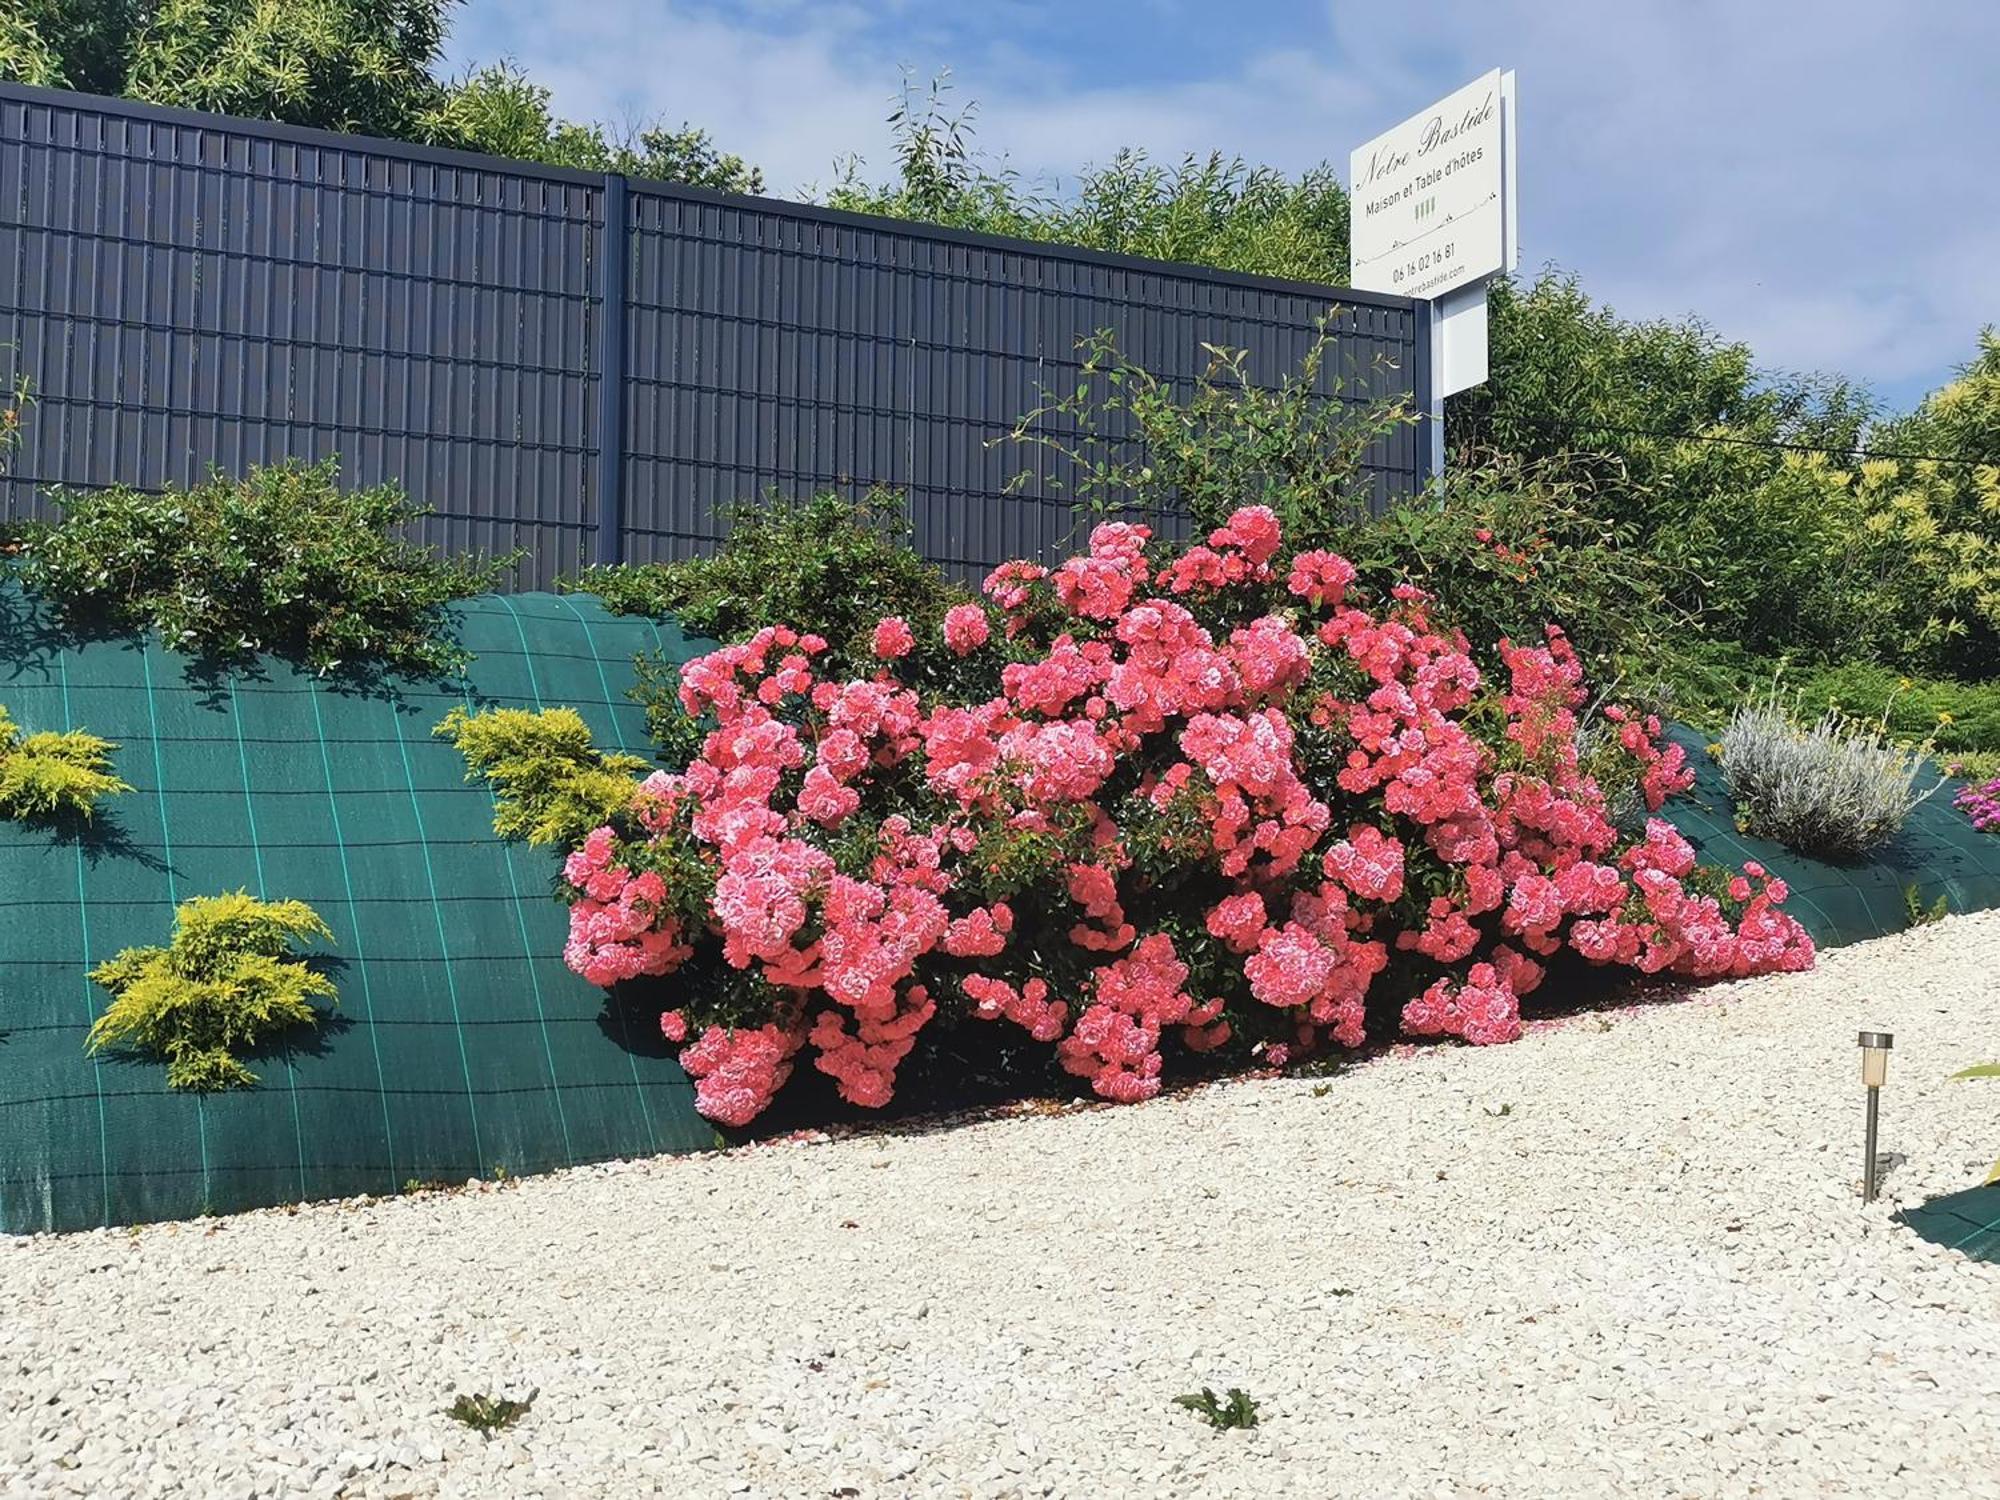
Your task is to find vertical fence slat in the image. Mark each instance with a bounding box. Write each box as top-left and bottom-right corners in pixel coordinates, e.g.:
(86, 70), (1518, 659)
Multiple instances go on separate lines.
(593, 172), (628, 568)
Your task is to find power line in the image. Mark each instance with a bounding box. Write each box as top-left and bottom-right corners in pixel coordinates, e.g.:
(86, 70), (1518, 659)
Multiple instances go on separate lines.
(1534, 418), (1989, 468)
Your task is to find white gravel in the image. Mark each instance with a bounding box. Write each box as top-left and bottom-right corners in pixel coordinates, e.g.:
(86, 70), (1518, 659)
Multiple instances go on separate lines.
(6, 913), (2000, 1499)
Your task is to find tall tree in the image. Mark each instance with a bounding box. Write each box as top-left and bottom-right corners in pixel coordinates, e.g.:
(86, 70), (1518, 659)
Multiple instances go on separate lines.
(122, 0), (451, 136)
(825, 73), (1350, 285)
(2, 1), (454, 135)
(0, 1), (144, 93)
(0, 1), (766, 193)
(425, 61), (763, 193)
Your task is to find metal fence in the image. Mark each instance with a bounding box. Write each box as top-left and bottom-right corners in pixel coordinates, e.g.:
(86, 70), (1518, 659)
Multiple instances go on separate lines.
(0, 82), (1429, 590)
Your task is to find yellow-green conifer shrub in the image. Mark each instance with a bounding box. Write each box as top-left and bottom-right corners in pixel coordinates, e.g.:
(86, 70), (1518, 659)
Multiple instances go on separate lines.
(87, 892), (337, 1091)
(0, 704), (131, 820)
(435, 705), (648, 847)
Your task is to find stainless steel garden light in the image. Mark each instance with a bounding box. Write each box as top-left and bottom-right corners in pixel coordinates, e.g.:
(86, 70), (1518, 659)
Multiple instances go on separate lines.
(1858, 1030), (1893, 1203)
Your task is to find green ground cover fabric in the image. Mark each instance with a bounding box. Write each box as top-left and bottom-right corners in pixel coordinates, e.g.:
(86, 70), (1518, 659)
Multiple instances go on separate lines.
(4, 595), (1999, 1235)
(1897, 1182), (2000, 1265)
(0, 584), (720, 1235)
(1657, 726), (2000, 947)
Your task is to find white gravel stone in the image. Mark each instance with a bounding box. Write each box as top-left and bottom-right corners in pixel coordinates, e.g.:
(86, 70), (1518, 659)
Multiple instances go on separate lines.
(4, 913), (2000, 1497)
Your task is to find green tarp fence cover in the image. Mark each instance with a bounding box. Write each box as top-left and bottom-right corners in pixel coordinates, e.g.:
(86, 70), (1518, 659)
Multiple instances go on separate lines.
(0, 584), (721, 1235)
(4, 593), (2000, 1235)
(1658, 726), (2000, 948)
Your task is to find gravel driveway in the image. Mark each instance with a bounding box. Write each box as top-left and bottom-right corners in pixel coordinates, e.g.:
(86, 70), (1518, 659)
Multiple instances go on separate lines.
(5, 913), (1998, 1499)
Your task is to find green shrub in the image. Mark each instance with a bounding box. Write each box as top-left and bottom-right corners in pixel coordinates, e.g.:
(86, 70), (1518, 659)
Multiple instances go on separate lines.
(1904, 885), (1950, 929)
(87, 892), (337, 1091)
(567, 490), (965, 756)
(1001, 327), (1720, 708)
(566, 490), (961, 667)
(628, 651), (706, 769)
(1854, 333), (2000, 680)
(436, 705), (648, 847)
(1717, 687), (1946, 859)
(1326, 453), (1702, 697)
(425, 62), (762, 191)
(1786, 663), (2000, 756)
(0, 703), (130, 821)
(1948, 749), (2000, 783)
(1004, 322), (1407, 551)
(16, 459), (513, 676)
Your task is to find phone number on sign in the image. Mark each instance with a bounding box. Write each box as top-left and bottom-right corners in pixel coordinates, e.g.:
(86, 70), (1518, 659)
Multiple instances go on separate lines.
(1389, 243), (1454, 286)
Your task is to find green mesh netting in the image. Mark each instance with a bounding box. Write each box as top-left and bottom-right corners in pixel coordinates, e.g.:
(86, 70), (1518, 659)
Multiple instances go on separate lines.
(1898, 1182), (2000, 1264)
(6, 591), (2000, 1235)
(1658, 726), (2000, 947)
(0, 584), (720, 1235)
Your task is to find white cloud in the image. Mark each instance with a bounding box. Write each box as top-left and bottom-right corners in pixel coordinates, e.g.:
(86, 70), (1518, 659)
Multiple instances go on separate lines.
(443, 0), (2000, 408)
(444, 1), (904, 193)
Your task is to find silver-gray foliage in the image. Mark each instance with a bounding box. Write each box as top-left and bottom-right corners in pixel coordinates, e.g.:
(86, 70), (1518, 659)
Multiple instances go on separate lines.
(1719, 690), (1944, 859)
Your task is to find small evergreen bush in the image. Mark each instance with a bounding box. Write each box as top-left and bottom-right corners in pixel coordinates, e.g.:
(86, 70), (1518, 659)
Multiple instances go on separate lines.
(565, 489), (963, 672)
(567, 490), (965, 758)
(0, 704), (130, 821)
(16, 459), (512, 676)
(435, 705), (649, 848)
(87, 892), (337, 1091)
(1717, 687), (1945, 858)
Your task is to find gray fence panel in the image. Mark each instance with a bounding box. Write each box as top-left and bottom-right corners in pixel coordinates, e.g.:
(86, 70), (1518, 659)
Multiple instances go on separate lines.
(0, 87), (603, 591)
(1, 83), (1423, 590)
(620, 188), (1420, 580)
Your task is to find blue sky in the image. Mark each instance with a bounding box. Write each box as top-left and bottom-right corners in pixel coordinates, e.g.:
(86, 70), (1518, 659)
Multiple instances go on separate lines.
(444, 0), (2000, 414)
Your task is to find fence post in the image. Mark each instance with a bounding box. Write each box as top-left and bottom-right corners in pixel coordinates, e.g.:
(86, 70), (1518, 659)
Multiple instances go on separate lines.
(594, 172), (630, 567)
(1410, 297), (1441, 495)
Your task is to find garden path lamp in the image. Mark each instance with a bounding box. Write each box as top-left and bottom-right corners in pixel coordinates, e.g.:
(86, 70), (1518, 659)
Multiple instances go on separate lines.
(1858, 1030), (1893, 1203)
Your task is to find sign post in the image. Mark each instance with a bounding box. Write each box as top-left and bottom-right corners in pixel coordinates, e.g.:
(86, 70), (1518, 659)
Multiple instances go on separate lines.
(1350, 69), (1518, 485)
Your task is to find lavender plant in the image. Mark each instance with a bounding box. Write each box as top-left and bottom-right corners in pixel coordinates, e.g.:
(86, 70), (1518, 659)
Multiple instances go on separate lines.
(1718, 685), (1945, 859)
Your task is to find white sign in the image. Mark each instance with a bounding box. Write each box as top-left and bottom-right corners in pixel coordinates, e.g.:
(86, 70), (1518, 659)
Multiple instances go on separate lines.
(1349, 69), (1509, 302)
(1434, 280), (1490, 396)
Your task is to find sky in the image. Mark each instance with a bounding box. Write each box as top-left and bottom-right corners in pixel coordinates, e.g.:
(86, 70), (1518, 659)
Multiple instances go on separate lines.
(443, 0), (2000, 415)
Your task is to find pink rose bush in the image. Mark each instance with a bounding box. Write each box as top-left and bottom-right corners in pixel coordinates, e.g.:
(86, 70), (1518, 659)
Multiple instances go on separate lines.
(560, 509), (1814, 1127)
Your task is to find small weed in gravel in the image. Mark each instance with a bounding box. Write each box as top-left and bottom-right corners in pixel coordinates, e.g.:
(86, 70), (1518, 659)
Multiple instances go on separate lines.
(1175, 1387), (1260, 1430)
(445, 1390), (535, 1437)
